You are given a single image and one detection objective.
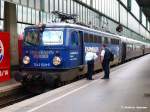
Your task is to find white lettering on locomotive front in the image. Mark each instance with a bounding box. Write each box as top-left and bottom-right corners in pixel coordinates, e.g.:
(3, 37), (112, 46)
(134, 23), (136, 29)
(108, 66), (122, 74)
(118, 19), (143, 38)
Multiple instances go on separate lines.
(0, 70), (8, 77)
(34, 63), (50, 67)
(32, 50), (54, 59)
(85, 47), (99, 53)
(34, 54), (49, 59)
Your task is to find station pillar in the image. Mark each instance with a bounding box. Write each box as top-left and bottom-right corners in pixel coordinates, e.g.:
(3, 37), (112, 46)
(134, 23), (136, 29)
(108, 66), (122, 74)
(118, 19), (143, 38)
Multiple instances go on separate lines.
(4, 1), (19, 66)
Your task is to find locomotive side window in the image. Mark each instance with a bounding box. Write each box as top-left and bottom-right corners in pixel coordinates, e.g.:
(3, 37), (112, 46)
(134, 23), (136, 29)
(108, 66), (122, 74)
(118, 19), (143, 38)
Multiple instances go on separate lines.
(93, 35), (98, 43)
(71, 31), (79, 46)
(104, 37), (108, 44)
(83, 33), (99, 43)
(111, 38), (119, 45)
(97, 36), (102, 43)
(89, 34), (93, 42)
(84, 33), (89, 42)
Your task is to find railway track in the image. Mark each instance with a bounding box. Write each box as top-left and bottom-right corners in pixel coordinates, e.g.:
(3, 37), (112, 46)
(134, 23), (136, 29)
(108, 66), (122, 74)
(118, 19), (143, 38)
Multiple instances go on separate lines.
(0, 88), (35, 109)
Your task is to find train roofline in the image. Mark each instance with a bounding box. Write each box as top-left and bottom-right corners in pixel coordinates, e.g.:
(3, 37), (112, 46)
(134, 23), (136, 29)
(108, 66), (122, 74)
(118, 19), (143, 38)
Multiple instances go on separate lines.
(25, 22), (119, 39)
(25, 22), (150, 46)
(46, 22), (119, 38)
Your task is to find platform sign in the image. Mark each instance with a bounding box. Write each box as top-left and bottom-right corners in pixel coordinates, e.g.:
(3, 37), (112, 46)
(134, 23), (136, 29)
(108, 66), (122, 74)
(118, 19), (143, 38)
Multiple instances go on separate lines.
(0, 32), (10, 82)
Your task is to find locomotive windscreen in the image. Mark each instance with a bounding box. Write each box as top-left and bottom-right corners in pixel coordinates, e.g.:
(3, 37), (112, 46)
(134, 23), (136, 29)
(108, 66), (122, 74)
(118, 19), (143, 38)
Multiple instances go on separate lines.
(24, 29), (63, 46)
(24, 29), (40, 45)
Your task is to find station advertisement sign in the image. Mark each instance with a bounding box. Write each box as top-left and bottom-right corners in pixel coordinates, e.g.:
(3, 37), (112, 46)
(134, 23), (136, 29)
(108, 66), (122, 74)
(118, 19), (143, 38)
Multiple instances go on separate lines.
(0, 32), (10, 82)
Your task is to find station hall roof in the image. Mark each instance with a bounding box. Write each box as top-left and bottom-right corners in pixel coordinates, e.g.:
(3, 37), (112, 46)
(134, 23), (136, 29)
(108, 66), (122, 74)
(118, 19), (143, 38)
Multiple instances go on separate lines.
(136, 0), (150, 21)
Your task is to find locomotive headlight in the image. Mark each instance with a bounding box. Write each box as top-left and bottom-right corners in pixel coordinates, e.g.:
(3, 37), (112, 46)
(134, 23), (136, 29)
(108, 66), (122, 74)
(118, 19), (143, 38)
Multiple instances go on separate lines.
(23, 56), (30, 64)
(53, 56), (61, 66)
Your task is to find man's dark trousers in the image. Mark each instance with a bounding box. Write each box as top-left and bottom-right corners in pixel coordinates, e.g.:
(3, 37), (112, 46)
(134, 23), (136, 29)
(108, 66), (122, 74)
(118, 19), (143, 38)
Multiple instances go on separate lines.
(87, 59), (94, 80)
(102, 60), (110, 78)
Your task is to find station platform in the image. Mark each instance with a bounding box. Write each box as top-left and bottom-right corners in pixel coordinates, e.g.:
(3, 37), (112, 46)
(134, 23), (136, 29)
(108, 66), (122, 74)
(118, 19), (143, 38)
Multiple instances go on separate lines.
(0, 79), (21, 97)
(1, 54), (150, 112)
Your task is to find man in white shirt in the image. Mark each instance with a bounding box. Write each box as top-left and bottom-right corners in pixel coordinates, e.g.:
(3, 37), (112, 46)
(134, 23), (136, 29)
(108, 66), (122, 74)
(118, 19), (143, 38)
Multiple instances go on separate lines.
(100, 48), (105, 63)
(85, 51), (98, 80)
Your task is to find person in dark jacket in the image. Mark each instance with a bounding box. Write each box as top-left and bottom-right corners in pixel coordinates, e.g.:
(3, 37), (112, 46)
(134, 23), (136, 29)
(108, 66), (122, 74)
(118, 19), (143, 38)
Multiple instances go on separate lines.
(100, 44), (111, 79)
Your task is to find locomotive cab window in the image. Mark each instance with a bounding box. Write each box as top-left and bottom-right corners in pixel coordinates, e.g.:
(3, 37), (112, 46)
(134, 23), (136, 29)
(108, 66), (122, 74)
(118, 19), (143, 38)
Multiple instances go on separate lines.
(24, 29), (40, 45)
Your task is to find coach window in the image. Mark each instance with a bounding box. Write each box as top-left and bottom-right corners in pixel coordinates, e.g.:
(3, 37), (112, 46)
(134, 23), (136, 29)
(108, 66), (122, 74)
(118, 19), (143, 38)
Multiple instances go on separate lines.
(132, 44), (134, 51)
(134, 45), (136, 50)
(71, 31), (79, 47)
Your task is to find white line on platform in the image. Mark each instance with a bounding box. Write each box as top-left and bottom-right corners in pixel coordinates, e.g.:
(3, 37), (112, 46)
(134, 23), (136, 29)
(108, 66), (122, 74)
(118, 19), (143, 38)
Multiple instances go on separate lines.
(27, 79), (99, 112)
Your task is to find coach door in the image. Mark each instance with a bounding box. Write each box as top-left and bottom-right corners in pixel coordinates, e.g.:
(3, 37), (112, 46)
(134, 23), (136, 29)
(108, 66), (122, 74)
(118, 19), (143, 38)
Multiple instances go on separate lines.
(121, 42), (126, 62)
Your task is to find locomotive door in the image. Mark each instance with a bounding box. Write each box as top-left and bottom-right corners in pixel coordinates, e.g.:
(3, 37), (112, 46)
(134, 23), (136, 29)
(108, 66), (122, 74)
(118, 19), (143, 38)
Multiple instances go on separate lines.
(142, 45), (145, 55)
(78, 31), (84, 65)
(70, 30), (84, 67)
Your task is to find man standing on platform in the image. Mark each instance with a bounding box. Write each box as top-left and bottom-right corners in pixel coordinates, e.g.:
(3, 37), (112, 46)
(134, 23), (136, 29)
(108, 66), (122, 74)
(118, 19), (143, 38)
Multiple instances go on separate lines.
(100, 44), (111, 79)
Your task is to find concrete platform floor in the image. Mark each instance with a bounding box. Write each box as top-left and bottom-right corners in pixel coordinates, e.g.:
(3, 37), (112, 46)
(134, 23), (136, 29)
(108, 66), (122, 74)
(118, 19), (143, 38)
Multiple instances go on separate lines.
(0, 79), (21, 95)
(1, 54), (150, 112)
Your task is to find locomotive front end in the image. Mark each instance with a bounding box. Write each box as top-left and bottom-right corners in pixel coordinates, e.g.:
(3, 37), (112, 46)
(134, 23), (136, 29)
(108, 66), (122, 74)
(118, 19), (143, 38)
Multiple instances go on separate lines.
(14, 25), (69, 89)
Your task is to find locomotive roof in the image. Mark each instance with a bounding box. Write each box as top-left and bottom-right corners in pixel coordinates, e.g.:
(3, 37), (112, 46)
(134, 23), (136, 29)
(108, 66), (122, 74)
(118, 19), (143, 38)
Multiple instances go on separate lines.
(47, 23), (118, 38)
(25, 22), (150, 46)
(26, 22), (118, 39)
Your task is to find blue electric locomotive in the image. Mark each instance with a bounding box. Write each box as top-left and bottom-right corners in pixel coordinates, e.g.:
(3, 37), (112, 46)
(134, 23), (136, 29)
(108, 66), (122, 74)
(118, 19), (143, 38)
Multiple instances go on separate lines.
(22, 23), (87, 69)
(14, 17), (150, 93)
(14, 22), (121, 90)
(14, 12), (150, 93)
